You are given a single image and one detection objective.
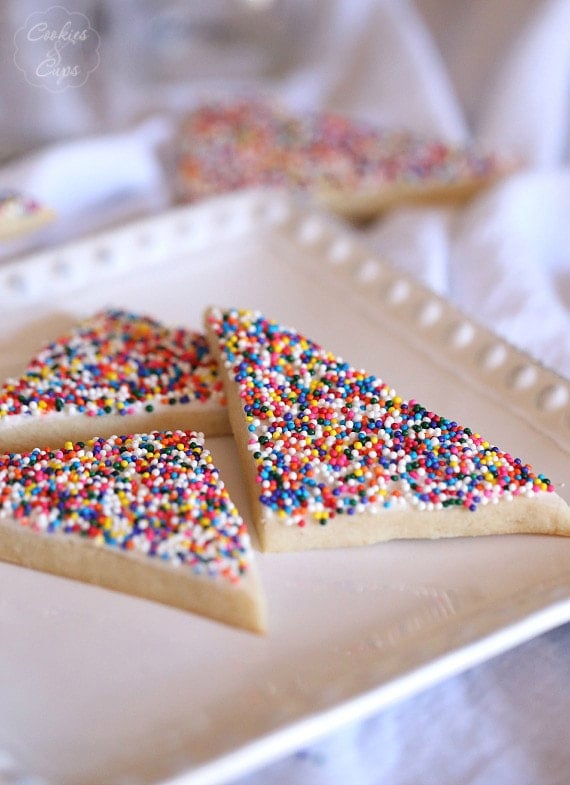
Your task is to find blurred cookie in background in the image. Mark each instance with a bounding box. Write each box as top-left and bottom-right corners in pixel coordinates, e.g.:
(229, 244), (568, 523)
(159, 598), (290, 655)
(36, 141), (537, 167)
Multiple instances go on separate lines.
(174, 98), (517, 222)
(0, 190), (55, 241)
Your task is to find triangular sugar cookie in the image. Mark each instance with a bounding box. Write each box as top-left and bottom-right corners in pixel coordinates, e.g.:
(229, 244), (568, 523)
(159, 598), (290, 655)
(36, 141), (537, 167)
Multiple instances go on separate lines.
(0, 430), (265, 632)
(176, 99), (514, 221)
(0, 189), (55, 241)
(205, 307), (570, 552)
(0, 309), (229, 453)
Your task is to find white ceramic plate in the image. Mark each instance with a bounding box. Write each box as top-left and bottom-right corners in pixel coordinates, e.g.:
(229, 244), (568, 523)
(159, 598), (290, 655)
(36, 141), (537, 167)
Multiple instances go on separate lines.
(0, 190), (569, 785)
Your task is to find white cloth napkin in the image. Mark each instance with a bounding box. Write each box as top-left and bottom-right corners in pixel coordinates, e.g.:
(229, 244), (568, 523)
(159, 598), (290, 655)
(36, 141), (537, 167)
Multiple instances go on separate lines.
(361, 0), (570, 377)
(0, 1), (569, 784)
(278, 0), (467, 141)
(0, 116), (172, 258)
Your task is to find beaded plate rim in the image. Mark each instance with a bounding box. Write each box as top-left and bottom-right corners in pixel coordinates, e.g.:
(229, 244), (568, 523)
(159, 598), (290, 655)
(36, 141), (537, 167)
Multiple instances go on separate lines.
(1, 188), (568, 450)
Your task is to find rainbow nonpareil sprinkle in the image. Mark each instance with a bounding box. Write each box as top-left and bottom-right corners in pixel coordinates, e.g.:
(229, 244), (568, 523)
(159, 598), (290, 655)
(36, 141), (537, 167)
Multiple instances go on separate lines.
(0, 309), (225, 421)
(0, 430), (251, 583)
(208, 307), (554, 527)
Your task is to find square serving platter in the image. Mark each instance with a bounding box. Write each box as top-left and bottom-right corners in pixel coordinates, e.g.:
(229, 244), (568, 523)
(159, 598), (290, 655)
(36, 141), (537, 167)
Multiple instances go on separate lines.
(0, 189), (569, 785)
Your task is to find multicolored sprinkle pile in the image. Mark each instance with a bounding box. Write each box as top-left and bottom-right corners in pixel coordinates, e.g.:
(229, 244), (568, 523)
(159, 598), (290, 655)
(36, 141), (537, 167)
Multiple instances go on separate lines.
(0, 309), (225, 422)
(208, 307), (553, 527)
(176, 98), (504, 202)
(0, 430), (251, 583)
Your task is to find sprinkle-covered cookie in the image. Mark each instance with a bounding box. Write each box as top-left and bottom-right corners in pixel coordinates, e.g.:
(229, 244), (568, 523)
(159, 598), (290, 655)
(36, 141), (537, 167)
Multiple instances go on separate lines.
(0, 309), (229, 452)
(205, 307), (570, 551)
(176, 99), (513, 221)
(0, 430), (265, 631)
(0, 190), (54, 240)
